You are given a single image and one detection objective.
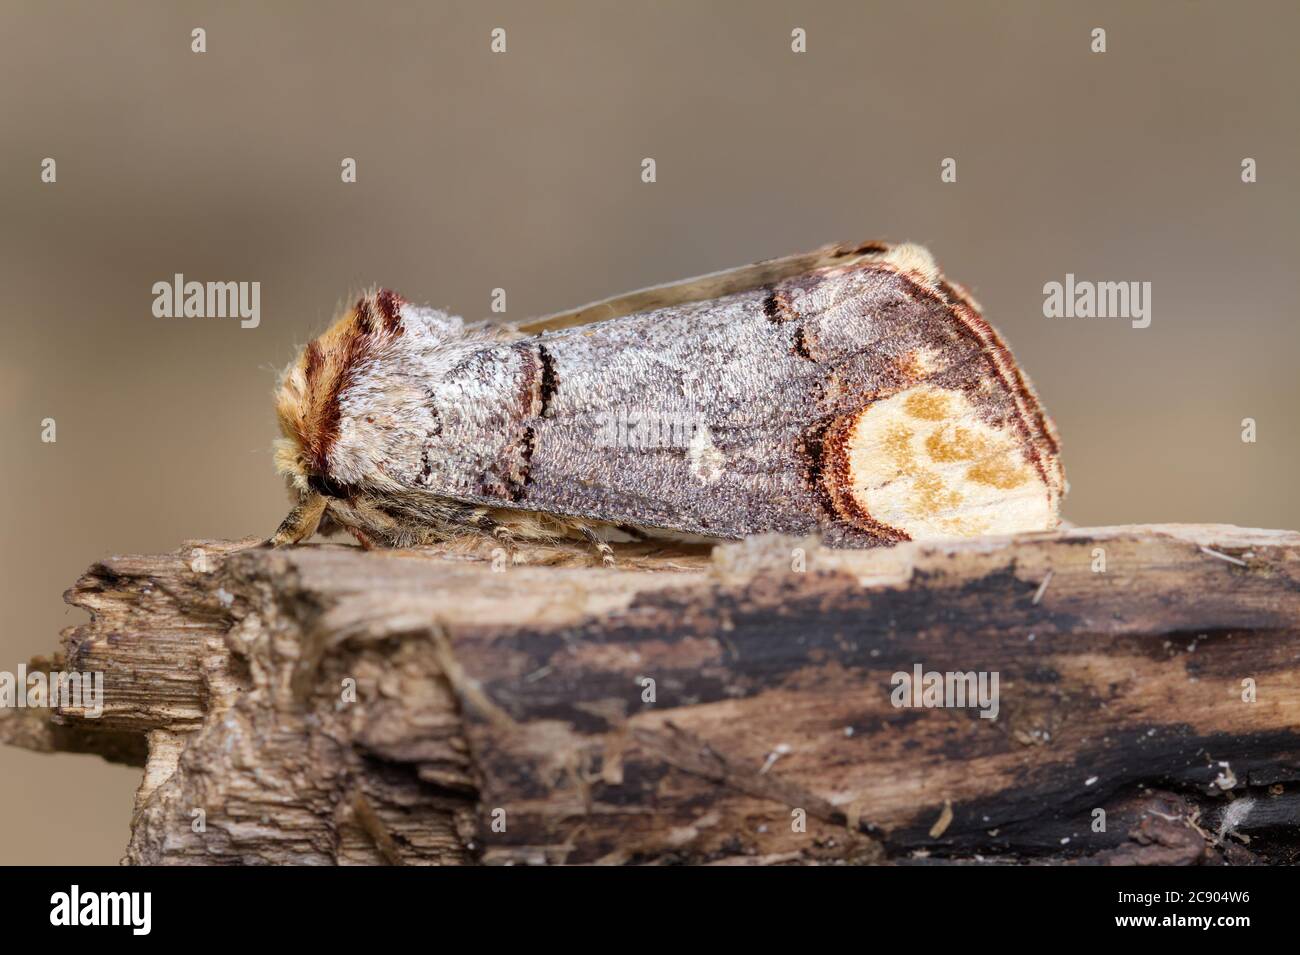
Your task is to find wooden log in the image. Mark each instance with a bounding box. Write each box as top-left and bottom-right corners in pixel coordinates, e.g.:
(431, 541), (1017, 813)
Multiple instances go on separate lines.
(3, 524), (1299, 865)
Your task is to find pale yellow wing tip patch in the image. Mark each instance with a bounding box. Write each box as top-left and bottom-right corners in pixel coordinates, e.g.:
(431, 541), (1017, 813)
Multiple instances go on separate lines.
(828, 384), (1061, 540)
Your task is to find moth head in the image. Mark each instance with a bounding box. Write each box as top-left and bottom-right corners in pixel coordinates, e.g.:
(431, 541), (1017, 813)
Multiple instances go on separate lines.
(274, 289), (405, 497)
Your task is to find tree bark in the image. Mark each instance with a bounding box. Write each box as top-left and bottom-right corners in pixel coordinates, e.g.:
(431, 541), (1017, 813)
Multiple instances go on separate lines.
(4, 524), (1299, 865)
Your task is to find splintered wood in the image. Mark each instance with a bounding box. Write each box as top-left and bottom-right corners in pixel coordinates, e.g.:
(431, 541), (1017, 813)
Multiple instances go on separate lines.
(3, 524), (1299, 865)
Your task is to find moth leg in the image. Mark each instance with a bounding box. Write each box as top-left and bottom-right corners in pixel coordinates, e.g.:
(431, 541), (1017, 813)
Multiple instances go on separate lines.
(470, 508), (520, 564)
(347, 494), (407, 547)
(269, 492), (328, 547)
(347, 525), (379, 550)
(489, 522), (522, 564)
(576, 525), (617, 569)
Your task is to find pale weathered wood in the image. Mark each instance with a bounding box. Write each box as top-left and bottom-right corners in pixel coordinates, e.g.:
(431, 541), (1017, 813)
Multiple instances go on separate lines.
(4, 524), (1299, 865)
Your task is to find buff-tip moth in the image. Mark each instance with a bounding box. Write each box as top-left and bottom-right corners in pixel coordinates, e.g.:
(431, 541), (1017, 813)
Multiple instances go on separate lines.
(270, 241), (1065, 563)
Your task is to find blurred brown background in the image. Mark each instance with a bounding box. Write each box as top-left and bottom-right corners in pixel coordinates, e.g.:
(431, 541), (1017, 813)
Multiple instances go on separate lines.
(1, 0), (1296, 863)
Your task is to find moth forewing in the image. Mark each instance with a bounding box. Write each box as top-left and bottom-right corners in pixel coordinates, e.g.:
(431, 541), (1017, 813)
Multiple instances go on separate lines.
(512, 239), (893, 335)
(272, 242), (1065, 559)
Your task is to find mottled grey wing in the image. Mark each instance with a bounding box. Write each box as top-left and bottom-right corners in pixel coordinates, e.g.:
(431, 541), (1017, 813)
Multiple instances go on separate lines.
(513, 240), (889, 335)
(416, 243), (1064, 544)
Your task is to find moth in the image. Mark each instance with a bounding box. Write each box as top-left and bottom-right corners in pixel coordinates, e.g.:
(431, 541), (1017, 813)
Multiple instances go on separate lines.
(271, 241), (1065, 563)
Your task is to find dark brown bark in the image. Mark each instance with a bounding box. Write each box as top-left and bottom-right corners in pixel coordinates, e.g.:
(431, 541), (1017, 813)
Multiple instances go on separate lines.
(4, 525), (1299, 865)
